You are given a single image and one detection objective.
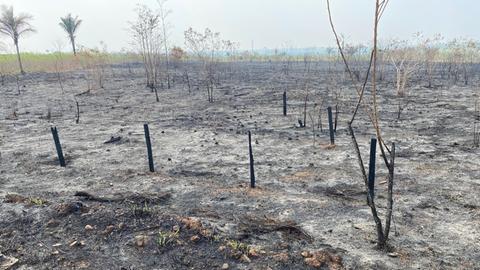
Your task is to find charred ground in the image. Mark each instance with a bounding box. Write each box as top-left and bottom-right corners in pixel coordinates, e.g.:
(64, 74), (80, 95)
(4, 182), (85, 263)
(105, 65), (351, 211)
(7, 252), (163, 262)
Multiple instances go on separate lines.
(0, 61), (479, 269)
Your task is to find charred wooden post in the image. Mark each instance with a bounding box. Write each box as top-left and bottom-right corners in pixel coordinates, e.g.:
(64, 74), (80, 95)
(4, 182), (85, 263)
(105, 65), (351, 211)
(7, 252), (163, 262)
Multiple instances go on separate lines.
(144, 124), (155, 172)
(334, 104), (339, 132)
(50, 127), (66, 167)
(283, 91), (287, 116)
(368, 137), (377, 200)
(154, 86), (160, 102)
(248, 131), (256, 188)
(327, 106), (335, 145)
(75, 101), (80, 124)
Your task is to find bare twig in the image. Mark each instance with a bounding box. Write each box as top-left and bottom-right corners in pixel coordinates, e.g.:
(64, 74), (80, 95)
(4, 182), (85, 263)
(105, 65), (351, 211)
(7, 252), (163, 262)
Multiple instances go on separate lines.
(326, 0), (394, 249)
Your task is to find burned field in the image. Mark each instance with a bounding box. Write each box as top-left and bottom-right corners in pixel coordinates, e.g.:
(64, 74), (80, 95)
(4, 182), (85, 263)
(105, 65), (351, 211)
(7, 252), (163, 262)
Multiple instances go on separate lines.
(0, 61), (479, 269)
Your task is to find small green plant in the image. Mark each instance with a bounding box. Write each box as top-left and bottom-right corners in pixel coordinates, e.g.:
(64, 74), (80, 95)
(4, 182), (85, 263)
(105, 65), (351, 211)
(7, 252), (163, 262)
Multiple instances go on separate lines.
(227, 240), (249, 253)
(213, 235), (222, 242)
(5, 194), (48, 206)
(156, 227), (180, 248)
(131, 202), (152, 217)
(28, 197), (48, 206)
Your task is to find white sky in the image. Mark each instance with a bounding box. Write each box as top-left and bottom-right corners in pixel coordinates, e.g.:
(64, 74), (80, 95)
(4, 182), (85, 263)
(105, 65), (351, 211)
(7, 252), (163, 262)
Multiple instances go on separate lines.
(0, 0), (477, 53)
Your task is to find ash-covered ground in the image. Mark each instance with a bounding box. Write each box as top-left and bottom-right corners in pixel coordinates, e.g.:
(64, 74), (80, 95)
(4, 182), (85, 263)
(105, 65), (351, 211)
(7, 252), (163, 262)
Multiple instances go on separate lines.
(0, 61), (479, 269)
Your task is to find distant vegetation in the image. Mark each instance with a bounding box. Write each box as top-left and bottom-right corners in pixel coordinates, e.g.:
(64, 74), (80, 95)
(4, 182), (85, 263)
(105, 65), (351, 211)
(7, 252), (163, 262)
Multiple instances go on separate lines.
(0, 5), (35, 74)
(0, 52), (138, 74)
(59, 13), (82, 55)
(0, 1), (479, 84)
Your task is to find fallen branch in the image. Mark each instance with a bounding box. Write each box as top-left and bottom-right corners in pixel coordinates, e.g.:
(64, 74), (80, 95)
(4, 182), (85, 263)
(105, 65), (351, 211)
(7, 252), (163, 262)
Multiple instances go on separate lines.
(74, 191), (171, 205)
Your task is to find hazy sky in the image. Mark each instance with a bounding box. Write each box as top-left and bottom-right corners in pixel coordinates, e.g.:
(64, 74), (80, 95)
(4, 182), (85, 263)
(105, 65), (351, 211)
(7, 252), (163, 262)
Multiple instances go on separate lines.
(0, 0), (477, 53)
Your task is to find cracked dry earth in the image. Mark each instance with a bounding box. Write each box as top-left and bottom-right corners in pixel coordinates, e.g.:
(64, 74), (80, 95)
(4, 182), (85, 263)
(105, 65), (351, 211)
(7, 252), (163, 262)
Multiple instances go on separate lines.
(0, 61), (479, 269)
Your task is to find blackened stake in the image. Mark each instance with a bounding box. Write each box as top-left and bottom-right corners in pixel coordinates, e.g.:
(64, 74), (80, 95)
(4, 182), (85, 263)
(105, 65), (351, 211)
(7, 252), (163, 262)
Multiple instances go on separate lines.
(144, 124), (155, 172)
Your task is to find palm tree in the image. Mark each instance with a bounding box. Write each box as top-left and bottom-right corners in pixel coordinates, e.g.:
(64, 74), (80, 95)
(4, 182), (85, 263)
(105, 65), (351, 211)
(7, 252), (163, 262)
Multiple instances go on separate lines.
(59, 14), (82, 55)
(0, 6), (35, 74)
